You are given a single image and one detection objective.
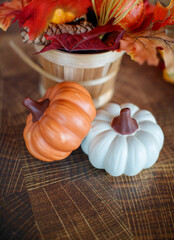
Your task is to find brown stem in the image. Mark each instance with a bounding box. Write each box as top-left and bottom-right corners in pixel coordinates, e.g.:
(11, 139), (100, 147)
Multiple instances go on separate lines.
(111, 108), (139, 135)
(23, 97), (50, 123)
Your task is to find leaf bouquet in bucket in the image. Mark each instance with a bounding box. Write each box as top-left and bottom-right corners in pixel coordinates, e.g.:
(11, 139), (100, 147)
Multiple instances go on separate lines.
(1, 0), (174, 108)
(0, 0), (172, 167)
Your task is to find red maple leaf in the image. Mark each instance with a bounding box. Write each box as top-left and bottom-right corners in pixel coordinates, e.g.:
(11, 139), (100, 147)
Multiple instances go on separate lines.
(0, 0), (30, 31)
(39, 25), (124, 53)
(15, 0), (91, 40)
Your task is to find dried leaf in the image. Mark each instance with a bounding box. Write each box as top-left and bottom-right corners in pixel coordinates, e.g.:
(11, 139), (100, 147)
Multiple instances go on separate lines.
(15, 0), (91, 40)
(0, 0), (30, 31)
(152, 0), (174, 30)
(119, 1), (174, 66)
(40, 25), (124, 52)
(120, 28), (174, 66)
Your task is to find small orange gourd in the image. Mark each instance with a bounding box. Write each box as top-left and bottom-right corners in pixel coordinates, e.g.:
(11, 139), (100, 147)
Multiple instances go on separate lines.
(23, 81), (96, 161)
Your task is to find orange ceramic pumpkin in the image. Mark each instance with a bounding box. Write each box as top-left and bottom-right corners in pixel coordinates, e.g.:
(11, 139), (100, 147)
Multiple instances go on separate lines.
(95, 0), (145, 30)
(23, 81), (96, 161)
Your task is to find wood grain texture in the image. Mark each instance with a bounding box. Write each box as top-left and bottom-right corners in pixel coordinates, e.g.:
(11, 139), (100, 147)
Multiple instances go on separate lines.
(0, 127), (25, 195)
(29, 181), (132, 240)
(0, 25), (174, 240)
(0, 191), (40, 240)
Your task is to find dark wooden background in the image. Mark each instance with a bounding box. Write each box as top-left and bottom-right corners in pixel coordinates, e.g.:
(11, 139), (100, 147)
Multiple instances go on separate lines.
(0, 22), (174, 240)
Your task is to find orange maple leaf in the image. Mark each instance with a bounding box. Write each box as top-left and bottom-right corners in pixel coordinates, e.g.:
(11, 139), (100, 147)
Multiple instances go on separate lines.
(152, 0), (174, 30)
(119, 0), (174, 66)
(15, 0), (91, 40)
(120, 28), (174, 66)
(0, 0), (31, 31)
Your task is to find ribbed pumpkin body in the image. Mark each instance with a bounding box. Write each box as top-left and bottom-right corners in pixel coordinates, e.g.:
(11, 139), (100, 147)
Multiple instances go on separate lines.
(81, 103), (164, 176)
(23, 82), (96, 161)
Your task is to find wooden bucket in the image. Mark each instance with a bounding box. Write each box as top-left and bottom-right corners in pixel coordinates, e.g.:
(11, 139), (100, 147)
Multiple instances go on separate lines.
(35, 45), (124, 108)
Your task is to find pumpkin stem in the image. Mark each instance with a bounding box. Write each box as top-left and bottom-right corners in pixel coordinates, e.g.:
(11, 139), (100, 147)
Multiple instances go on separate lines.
(111, 108), (138, 135)
(23, 97), (50, 123)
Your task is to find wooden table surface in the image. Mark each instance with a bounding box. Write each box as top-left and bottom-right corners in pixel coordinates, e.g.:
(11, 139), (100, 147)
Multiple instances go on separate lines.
(0, 25), (174, 240)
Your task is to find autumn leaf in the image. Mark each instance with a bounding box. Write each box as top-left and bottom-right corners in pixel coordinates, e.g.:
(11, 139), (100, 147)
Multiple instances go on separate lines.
(15, 0), (91, 40)
(152, 0), (174, 30)
(120, 28), (174, 66)
(119, 0), (174, 66)
(39, 25), (124, 53)
(0, 0), (30, 31)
